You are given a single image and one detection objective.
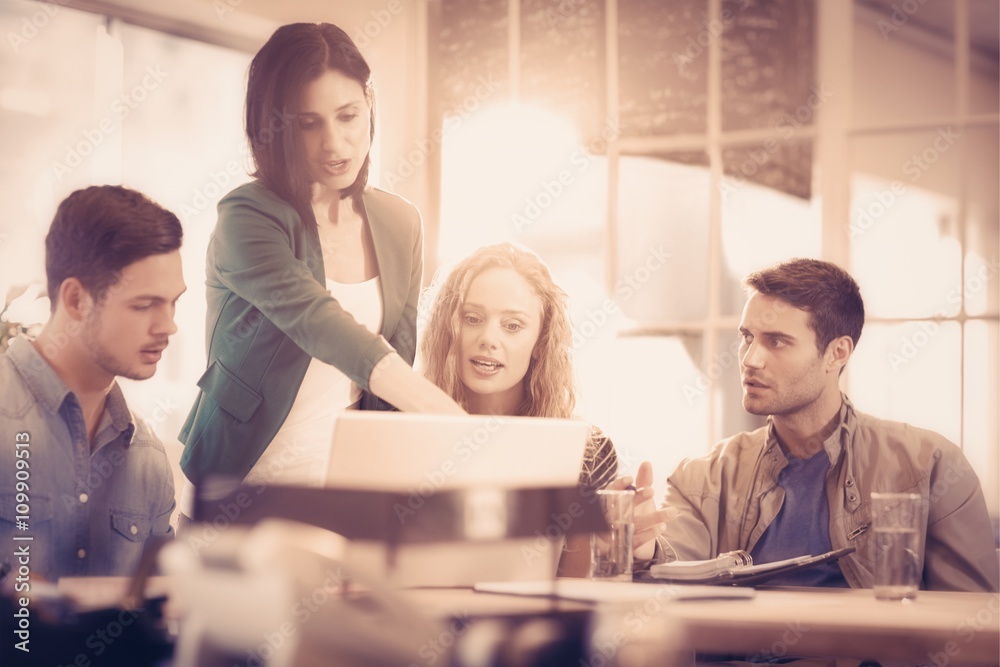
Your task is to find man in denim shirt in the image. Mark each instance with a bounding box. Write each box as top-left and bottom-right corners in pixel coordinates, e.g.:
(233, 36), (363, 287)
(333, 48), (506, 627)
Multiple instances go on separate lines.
(1, 185), (184, 579)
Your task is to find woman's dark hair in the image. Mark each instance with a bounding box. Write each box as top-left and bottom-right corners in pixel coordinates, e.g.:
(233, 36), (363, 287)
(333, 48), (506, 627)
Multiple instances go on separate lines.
(246, 23), (376, 219)
(45, 185), (183, 308)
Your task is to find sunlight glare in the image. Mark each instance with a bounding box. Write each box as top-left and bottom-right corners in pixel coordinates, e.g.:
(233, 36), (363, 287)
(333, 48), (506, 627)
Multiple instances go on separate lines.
(439, 103), (583, 265)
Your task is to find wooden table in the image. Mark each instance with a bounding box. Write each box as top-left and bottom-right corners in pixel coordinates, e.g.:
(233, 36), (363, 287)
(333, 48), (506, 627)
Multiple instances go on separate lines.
(409, 585), (1000, 666)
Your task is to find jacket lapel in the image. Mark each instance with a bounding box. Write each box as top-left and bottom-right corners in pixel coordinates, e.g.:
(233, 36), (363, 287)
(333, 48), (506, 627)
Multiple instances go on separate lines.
(361, 190), (400, 337)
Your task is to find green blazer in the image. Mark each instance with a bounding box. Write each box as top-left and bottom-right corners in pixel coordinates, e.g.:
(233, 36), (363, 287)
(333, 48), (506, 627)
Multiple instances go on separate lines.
(179, 181), (422, 483)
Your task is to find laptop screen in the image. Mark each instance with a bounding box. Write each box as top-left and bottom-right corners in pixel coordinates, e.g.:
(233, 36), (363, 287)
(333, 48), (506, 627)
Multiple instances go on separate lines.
(324, 412), (595, 587)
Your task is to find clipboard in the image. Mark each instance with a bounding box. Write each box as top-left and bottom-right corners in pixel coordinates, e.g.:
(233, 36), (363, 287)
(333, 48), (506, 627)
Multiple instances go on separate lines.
(636, 547), (856, 586)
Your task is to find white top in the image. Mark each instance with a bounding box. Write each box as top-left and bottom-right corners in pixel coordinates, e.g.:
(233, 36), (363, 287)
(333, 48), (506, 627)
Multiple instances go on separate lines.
(181, 275), (385, 514)
(243, 276), (383, 488)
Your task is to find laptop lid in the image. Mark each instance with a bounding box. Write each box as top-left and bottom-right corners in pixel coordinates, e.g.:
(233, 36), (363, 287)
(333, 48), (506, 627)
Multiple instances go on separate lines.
(325, 412), (591, 491)
(324, 412), (594, 587)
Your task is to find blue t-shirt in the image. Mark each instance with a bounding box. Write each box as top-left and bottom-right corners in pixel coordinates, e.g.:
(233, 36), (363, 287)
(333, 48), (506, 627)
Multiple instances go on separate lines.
(750, 447), (848, 587)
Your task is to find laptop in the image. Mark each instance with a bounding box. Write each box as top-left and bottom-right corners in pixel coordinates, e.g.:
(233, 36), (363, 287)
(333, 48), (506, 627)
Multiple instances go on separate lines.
(324, 412), (593, 587)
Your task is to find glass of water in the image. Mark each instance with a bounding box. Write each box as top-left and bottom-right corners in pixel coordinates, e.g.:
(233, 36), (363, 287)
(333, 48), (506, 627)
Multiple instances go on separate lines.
(590, 488), (635, 581)
(871, 492), (922, 601)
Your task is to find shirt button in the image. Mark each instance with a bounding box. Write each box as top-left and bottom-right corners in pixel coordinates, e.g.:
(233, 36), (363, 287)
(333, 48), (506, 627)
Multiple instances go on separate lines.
(79, 493), (89, 503)
(848, 494), (858, 502)
(77, 549), (86, 559)
(846, 479), (854, 487)
(130, 525), (138, 535)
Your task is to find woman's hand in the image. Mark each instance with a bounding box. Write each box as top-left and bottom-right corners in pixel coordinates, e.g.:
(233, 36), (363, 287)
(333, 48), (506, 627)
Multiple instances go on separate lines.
(368, 351), (466, 414)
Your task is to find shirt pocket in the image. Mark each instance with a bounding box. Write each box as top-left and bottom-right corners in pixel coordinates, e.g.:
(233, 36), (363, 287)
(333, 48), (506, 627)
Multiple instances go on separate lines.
(0, 492), (54, 523)
(110, 509), (152, 542)
(0, 492), (54, 575)
(196, 359), (263, 423)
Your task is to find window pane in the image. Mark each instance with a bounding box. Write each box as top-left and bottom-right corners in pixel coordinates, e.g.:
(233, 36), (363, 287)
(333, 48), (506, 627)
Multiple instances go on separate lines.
(604, 336), (710, 500)
(113, 22), (253, 442)
(964, 126), (999, 317)
(521, 0), (605, 141)
(0, 1), (105, 308)
(849, 131), (962, 318)
(709, 328), (766, 444)
(848, 322), (962, 446)
(968, 0), (1000, 116)
(720, 141), (819, 317)
(721, 0), (816, 132)
(965, 321), (999, 516)
(853, 0), (956, 126)
(617, 0), (707, 137)
(437, 0), (508, 119)
(439, 104), (601, 265)
(616, 155), (709, 322)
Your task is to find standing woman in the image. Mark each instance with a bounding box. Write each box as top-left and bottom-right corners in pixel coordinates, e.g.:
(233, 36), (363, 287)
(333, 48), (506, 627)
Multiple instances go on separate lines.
(180, 23), (462, 500)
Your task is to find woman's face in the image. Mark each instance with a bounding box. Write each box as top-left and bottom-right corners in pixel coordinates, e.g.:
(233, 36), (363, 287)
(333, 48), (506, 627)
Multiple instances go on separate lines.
(457, 267), (543, 415)
(297, 68), (371, 195)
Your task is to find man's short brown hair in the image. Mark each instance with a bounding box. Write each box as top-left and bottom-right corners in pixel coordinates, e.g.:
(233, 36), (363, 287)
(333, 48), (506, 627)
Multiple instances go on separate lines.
(743, 258), (864, 353)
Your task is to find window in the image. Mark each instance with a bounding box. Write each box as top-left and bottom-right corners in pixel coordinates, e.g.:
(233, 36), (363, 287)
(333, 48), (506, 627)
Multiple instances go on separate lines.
(433, 0), (823, 496)
(432, 0), (998, 514)
(0, 0), (253, 487)
(848, 0), (1000, 514)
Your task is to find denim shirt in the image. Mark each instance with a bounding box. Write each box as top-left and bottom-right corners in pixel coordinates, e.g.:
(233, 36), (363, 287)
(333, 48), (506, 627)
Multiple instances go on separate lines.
(0, 336), (175, 579)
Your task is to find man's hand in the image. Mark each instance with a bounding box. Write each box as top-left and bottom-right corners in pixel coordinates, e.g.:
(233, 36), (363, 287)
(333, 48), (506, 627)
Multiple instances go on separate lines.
(609, 461), (677, 561)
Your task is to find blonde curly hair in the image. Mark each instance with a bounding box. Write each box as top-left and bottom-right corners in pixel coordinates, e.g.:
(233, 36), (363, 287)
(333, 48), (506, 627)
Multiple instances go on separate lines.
(419, 242), (577, 418)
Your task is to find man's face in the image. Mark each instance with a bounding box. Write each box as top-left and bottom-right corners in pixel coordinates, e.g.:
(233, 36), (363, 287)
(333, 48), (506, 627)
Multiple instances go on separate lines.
(738, 291), (828, 417)
(81, 250), (186, 382)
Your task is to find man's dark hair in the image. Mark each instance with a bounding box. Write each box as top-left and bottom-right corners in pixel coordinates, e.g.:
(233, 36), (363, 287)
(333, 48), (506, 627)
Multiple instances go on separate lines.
(246, 23), (376, 220)
(743, 258), (865, 353)
(45, 185), (183, 309)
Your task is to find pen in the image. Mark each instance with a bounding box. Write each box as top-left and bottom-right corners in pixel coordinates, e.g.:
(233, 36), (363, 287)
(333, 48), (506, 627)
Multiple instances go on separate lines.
(625, 484), (637, 492)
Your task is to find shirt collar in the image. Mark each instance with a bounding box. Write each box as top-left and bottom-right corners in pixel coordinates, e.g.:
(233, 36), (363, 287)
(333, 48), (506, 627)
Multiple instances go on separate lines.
(7, 335), (73, 414)
(103, 382), (136, 443)
(763, 394), (854, 465)
(8, 335), (135, 443)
